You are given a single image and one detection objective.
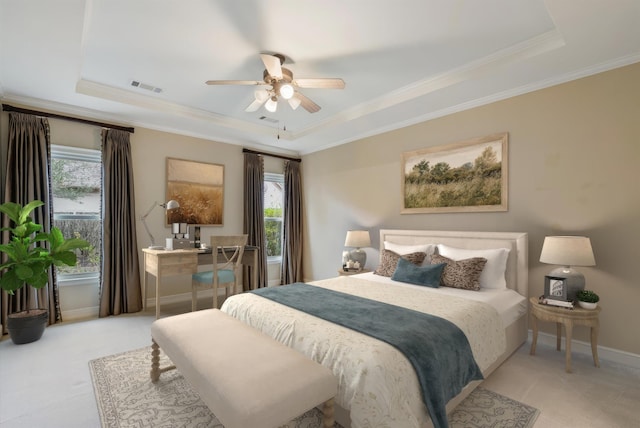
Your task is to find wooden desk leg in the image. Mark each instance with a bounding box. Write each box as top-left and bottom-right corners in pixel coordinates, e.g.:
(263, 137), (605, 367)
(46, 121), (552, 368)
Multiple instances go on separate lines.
(591, 325), (600, 368)
(252, 250), (258, 290)
(155, 275), (161, 320)
(564, 321), (573, 373)
(141, 253), (147, 310)
(530, 315), (538, 355)
(556, 322), (562, 351)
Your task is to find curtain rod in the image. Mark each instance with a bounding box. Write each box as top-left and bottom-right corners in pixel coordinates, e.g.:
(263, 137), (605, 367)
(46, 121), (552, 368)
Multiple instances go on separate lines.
(1, 104), (135, 133)
(243, 148), (301, 162)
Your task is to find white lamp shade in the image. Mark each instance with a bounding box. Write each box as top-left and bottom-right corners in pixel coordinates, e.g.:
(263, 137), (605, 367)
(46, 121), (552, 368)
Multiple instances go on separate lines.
(279, 83), (294, 99)
(254, 89), (269, 103)
(344, 230), (371, 248)
(165, 199), (180, 210)
(264, 98), (278, 112)
(539, 236), (595, 267)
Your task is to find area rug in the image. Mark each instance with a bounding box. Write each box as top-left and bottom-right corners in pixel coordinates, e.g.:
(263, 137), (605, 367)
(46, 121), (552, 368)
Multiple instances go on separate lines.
(90, 347), (539, 428)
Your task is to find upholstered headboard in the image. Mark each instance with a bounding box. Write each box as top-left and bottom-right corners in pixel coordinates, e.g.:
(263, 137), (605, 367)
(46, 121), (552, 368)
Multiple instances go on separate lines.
(379, 229), (528, 298)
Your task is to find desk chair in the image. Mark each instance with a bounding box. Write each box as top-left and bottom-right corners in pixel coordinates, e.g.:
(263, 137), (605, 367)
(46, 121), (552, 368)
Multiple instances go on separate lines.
(191, 235), (248, 310)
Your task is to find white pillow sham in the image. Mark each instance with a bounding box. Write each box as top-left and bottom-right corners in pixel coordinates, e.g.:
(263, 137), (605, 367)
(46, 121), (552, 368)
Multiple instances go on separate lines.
(384, 241), (436, 264)
(436, 244), (510, 289)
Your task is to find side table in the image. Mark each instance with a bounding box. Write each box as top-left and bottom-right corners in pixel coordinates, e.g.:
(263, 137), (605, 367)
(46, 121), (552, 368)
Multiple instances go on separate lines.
(529, 296), (601, 373)
(338, 268), (371, 276)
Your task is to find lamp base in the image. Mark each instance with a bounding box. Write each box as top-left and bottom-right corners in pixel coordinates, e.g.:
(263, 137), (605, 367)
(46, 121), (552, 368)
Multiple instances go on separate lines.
(548, 267), (585, 301)
(349, 248), (367, 268)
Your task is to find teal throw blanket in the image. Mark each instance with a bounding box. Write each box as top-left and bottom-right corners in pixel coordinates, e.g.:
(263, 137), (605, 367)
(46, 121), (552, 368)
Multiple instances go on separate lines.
(251, 283), (483, 428)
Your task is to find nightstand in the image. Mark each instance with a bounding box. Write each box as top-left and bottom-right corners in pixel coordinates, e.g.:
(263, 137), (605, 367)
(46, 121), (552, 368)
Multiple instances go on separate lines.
(529, 296), (601, 373)
(338, 268), (371, 276)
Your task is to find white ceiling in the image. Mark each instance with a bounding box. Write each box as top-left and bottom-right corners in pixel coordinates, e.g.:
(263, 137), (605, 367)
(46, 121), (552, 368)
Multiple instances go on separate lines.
(1, 0), (639, 155)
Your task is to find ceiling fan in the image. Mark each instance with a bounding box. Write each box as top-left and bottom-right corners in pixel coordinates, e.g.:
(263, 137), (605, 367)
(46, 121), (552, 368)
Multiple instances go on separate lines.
(205, 53), (345, 114)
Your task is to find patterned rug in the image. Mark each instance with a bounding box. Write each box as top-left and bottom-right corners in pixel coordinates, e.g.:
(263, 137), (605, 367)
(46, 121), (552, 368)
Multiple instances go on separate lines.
(89, 347), (539, 428)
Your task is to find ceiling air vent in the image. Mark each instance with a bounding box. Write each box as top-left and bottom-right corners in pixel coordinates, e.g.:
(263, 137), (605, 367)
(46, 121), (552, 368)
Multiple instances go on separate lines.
(130, 80), (162, 93)
(259, 116), (279, 124)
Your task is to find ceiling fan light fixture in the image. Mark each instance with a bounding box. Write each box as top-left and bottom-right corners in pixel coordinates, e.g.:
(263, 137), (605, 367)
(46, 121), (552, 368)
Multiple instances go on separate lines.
(279, 83), (294, 99)
(288, 97), (301, 110)
(265, 97), (278, 113)
(254, 89), (269, 102)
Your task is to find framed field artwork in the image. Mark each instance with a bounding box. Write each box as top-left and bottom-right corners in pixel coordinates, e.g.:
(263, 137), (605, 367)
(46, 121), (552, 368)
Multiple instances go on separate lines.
(401, 133), (508, 214)
(165, 157), (224, 226)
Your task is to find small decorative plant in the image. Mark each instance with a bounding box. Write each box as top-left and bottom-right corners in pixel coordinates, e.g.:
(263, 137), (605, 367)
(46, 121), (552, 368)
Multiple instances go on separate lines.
(576, 290), (599, 303)
(0, 200), (90, 295)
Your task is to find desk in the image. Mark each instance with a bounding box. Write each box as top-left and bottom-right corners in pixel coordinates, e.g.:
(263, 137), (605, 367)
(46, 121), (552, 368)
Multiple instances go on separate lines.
(529, 297), (601, 373)
(142, 246), (258, 319)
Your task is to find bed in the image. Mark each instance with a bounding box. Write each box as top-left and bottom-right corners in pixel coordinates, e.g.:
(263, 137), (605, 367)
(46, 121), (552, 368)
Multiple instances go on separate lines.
(221, 229), (529, 428)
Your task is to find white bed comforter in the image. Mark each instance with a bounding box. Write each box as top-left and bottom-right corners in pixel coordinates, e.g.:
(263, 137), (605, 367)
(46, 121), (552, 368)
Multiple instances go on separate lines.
(221, 276), (506, 428)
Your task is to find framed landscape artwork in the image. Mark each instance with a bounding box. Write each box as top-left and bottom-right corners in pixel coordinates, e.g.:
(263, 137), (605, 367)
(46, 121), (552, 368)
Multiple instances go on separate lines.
(401, 133), (508, 214)
(166, 157), (224, 226)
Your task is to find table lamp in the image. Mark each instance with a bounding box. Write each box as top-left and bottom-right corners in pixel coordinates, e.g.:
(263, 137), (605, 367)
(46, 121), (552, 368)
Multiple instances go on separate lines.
(141, 200), (180, 249)
(539, 236), (595, 301)
(344, 230), (371, 269)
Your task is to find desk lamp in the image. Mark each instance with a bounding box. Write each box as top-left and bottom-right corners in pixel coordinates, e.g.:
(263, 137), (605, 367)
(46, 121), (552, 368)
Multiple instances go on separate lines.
(141, 200), (180, 250)
(539, 236), (595, 301)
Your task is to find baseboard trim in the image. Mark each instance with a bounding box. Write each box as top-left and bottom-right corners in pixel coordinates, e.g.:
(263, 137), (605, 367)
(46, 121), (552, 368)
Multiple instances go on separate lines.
(528, 330), (640, 370)
(62, 306), (99, 321)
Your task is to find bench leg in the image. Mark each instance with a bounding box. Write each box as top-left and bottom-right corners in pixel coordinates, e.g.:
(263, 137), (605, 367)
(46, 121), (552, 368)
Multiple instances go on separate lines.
(150, 340), (161, 382)
(150, 339), (176, 383)
(322, 397), (335, 428)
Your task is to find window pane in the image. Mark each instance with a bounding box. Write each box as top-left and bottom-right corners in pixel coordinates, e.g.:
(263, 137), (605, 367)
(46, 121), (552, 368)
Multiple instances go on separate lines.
(264, 175), (284, 259)
(51, 148), (102, 276)
(265, 219), (282, 257)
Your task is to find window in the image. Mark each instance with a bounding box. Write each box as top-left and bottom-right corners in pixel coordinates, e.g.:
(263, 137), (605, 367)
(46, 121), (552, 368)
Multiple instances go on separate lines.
(264, 173), (284, 262)
(51, 145), (102, 279)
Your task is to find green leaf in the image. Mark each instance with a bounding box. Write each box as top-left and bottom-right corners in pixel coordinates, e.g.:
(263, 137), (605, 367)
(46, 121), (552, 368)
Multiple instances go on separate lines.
(18, 200), (44, 224)
(0, 202), (21, 224)
(56, 238), (90, 252)
(15, 264), (35, 281)
(52, 251), (77, 266)
(0, 270), (25, 294)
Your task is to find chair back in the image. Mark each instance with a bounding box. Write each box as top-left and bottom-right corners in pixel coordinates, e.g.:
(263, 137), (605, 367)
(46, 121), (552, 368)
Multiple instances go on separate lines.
(210, 235), (248, 277)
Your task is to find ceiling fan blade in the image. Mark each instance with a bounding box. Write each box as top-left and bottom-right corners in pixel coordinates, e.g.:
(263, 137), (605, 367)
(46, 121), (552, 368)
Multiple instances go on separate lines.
(245, 89), (271, 112)
(206, 80), (265, 86)
(245, 98), (266, 112)
(295, 92), (321, 113)
(293, 78), (345, 89)
(260, 54), (283, 80)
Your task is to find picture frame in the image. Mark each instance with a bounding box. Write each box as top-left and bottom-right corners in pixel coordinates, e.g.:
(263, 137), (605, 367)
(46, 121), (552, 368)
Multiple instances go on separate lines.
(165, 157), (224, 226)
(401, 133), (508, 214)
(544, 275), (568, 301)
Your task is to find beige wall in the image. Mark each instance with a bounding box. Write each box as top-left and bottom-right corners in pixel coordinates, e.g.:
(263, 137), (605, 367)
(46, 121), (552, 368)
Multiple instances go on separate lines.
(2, 63), (638, 355)
(0, 113), (285, 315)
(301, 62), (640, 355)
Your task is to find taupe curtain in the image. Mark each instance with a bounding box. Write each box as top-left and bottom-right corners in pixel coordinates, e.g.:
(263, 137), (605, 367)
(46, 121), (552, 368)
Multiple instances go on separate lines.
(99, 129), (142, 316)
(1, 112), (59, 333)
(243, 153), (267, 289)
(281, 160), (303, 284)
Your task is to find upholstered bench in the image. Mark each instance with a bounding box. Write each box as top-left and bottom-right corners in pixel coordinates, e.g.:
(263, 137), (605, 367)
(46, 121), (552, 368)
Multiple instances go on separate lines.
(150, 309), (338, 428)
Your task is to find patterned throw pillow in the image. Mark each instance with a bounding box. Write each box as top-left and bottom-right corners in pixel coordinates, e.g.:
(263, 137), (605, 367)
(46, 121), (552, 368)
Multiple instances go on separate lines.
(430, 254), (487, 291)
(374, 250), (427, 277)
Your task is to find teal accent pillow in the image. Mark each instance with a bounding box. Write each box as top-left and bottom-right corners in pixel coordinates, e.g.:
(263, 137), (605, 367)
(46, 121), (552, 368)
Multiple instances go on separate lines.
(391, 257), (445, 288)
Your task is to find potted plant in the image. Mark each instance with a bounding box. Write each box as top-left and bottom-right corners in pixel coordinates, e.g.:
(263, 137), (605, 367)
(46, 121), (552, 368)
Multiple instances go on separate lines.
(0, 200), (89, 344)
(576, 290), (599, 310)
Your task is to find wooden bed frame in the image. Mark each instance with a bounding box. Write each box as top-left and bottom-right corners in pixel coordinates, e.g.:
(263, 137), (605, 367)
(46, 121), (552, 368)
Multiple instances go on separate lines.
(377, 229), (529, 426)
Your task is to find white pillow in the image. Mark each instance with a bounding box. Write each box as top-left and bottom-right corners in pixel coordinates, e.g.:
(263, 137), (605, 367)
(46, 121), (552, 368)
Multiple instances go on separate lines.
(384, 241), (436, 265)
(436, 244), (510, 289)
